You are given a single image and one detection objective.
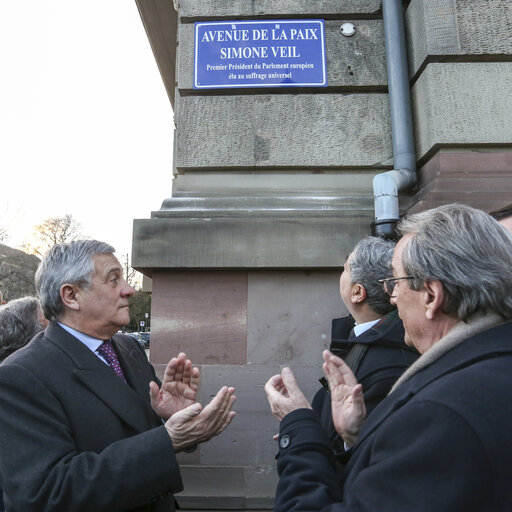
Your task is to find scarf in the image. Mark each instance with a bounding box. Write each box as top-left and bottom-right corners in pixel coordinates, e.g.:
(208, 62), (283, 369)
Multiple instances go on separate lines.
(390, 311), (508, 393)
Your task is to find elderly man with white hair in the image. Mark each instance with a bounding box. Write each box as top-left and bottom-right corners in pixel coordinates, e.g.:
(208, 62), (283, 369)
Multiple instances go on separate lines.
(266, 204), (512, 512)
(0, 240), (236, 512)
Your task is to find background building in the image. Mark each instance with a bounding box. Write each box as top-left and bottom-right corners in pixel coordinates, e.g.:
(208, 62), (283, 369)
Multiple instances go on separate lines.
(132, 0), (512, 509)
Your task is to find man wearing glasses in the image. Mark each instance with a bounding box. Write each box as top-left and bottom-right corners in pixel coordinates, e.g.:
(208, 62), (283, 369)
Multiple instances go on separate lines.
(311, 237), (418, 457)
(266, 204), (512, 511)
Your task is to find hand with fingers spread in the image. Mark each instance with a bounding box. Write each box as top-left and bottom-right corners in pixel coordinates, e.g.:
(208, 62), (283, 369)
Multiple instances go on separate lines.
(165, 386), (236, 452)
(322, 349), (366, 448)
(265, 367), (312, 421)
(150, 352), (200, 420)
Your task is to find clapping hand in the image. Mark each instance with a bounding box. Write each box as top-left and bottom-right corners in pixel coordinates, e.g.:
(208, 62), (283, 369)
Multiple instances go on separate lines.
(323, 350), (366, 448)
(165, 386), (236, 452)
(265, 367), (312, 421)
(150, 352), (200, 420)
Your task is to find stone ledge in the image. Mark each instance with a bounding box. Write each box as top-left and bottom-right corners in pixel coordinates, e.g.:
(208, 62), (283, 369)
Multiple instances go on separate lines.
(132, 210), (373, 271)
(171, 171), (380, 196)
(155, 196), (374, 217)
(175, 465), (274, 510)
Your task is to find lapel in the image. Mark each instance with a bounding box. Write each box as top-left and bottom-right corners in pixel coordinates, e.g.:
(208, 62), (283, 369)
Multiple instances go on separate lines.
(112, 334), (160, 405)
(45, 322), (156, 433)
(352, 323), (512, 451)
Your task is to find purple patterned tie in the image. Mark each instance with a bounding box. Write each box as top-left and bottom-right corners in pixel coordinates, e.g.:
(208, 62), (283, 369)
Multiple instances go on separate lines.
(98, 340), (126, 382)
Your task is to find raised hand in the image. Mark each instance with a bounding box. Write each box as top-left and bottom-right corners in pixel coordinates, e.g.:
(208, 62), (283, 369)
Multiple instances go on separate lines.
(150, 352), (200, 420)
(165, 386), (236, 452)
(265, 367), (312, 421)
(323, 350), (366, 448)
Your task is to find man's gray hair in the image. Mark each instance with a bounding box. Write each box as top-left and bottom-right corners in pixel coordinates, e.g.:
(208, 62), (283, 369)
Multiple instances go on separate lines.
(0, 297), (45, 362)
(350, 236), (396, 316)
(398, 203), (512, 321)
(35, 239), (115, 321)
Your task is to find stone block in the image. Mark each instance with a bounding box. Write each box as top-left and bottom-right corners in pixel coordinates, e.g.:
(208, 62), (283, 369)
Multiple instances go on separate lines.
(175, 93), (392, 169)
(178, 20), (386, 89)
(196, 364), (323, 466)
(411, 63), (512, 161)
(149, 271), (247, 365)
(324, 19), (386, 88)
(132, 211), (375, 270)
(198, 364), (281, 466)
(406, 149), (512, 214)
(406, 0), (512, 77)
(172, 362), (324, 507)
(247, 270), (345, 365)
(245, 465), (278, 504)
(178, 0), (382, 19)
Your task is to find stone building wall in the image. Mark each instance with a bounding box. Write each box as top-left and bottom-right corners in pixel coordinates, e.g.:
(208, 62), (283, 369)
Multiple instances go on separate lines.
(132, 0), (512, 508)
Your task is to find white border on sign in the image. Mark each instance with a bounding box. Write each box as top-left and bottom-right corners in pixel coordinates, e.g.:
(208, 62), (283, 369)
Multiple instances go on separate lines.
(194, 19), (327, 89)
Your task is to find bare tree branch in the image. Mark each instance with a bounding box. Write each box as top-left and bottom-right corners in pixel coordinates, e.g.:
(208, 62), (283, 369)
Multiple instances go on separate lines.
(23, 214), (83, 257)
(121, 253), (142, 290)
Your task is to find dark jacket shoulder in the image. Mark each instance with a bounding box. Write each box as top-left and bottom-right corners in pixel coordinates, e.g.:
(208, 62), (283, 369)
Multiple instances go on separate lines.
(312, 310), (418, 457)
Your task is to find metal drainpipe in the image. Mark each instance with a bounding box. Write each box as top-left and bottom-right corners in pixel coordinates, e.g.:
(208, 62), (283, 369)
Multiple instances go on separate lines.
(371, 0), (417, 239)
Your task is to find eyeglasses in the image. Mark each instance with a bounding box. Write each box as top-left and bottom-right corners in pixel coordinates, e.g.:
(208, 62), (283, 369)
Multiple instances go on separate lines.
(378, 276), (414, 297)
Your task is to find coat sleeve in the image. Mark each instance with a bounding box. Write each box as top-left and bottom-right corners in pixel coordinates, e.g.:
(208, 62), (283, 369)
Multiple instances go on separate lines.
(0, 363), (183, 512)
(275, 403), (491, 512)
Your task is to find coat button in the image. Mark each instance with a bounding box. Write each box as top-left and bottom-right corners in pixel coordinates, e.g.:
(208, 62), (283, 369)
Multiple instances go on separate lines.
(280, 434), (290, 448)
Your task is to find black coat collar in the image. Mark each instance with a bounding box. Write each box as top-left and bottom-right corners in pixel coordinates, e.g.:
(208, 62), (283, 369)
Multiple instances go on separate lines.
(330, 310), (411, 354)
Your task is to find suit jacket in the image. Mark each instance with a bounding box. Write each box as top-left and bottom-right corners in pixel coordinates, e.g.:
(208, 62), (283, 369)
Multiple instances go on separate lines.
(274, 320), (512, 511)
(0, 322), (183, 512)
(312, 311), (418, 456)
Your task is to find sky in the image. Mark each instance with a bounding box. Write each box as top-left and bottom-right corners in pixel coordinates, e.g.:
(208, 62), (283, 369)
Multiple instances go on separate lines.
(0, 1), (174, 260)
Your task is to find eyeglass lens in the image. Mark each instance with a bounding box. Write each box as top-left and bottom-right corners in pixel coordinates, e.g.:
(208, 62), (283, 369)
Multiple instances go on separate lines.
(384, 280), (395, 295)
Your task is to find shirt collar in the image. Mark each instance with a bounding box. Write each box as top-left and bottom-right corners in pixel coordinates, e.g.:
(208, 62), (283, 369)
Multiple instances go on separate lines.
(353, 318), (380, 337)
(57, 322), (104, 353)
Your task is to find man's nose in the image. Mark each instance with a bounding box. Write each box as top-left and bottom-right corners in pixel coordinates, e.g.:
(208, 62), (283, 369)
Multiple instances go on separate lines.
(121, 282), (135, 296)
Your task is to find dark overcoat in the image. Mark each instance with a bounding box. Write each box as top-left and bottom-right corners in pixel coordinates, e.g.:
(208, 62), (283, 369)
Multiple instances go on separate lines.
(0, 322), (182, 512)
(275, 321), (512, 511)
(312, 311), (418, 456)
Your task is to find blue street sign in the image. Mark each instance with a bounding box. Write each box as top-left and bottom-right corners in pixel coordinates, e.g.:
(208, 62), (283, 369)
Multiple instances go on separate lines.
(194, 20), (327, 89)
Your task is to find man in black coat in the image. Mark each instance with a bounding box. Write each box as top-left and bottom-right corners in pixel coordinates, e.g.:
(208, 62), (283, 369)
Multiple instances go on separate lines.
(312, 237), (418, 456)
(0, 240), (236, 512)
(266, 204), (512, 511)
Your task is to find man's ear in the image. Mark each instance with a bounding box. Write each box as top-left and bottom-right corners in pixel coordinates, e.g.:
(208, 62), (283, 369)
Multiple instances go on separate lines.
(423, 280), (444, 320)
(350, 283), (367, 304)
(60, 284), (81, 312)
